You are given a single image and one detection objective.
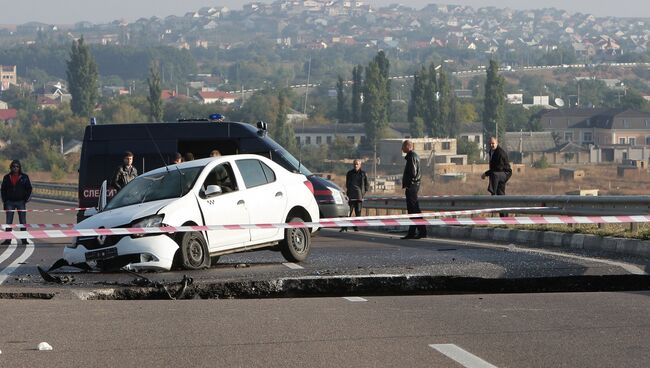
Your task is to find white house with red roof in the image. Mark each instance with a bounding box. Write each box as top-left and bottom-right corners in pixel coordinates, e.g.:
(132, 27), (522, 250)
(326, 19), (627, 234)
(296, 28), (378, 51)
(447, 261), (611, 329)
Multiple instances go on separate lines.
(197, 90), (237, 104)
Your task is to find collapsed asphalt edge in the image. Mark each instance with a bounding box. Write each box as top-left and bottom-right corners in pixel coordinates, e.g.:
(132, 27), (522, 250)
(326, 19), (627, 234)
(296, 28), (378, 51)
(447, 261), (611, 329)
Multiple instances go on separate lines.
(3, 274), (647, 300)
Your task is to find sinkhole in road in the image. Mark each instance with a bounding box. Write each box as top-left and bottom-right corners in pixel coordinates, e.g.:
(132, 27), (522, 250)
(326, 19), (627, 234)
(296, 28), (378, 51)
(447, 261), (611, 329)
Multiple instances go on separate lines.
(10, 274), (649, 300)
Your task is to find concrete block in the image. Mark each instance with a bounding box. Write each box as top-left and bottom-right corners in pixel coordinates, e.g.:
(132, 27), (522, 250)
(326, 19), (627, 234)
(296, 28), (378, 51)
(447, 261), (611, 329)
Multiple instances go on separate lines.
(569, 234), (585, 249)
(616, 239), (641, 256)
(470, 227), (491, 241)
(515, 230), (534, 244)
(600, 237), (618, 252)
(493, 228), (511, 242)
(449, 226), (471, 239)
(543, 232), (563, 247)
(582, 235), (604, 251)
(636, 241), (650, 257)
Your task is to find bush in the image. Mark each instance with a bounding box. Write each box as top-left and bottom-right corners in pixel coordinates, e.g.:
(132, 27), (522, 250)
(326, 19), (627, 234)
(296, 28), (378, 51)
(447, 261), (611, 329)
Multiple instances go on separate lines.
(532, 156), (549, 169)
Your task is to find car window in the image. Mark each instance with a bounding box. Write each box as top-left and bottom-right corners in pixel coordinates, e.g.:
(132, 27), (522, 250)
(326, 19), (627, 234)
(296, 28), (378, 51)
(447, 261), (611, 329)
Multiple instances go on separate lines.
(260, 161), (276, 183)
(236, 159), (270, 188)
(105, 166), (203, 210)
(201, 163), (237, 195)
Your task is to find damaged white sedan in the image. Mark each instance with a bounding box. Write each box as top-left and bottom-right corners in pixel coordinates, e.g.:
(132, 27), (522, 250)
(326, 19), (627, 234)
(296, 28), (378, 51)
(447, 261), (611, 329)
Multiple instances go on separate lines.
(63, 154), (319, 271)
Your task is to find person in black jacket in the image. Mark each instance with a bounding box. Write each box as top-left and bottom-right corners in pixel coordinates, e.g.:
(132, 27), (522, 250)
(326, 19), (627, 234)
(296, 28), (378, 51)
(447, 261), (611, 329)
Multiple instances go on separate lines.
(481, 137), (512, 196)
(112, 151), (138, 192)
(1, 160), (32, 245)
(341, 159), (369, 232)
(401, 140), (426, 239)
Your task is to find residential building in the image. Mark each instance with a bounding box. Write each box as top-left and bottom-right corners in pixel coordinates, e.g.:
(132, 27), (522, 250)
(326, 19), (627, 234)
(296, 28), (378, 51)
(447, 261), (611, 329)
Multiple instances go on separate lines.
(197, 90), (237, 104)
(536, 108), (650, 146)
(378, 138), (467, 167)
(0, 108), (17, 123)
(0, 65), (17, 90)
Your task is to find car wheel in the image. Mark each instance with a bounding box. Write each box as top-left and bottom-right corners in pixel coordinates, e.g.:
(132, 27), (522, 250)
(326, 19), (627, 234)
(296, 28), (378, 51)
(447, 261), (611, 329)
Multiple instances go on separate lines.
(179, 232), (211, 270)
(279, 217), (311, 262)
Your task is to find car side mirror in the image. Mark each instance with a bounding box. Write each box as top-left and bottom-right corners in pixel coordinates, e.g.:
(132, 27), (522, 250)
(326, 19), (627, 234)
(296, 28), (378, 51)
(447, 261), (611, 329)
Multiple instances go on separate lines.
(205, 185), (222, 197)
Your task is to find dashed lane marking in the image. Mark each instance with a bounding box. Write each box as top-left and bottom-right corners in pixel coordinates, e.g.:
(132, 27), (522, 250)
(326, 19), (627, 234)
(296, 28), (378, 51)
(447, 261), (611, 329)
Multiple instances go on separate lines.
(343, 296), (367, 302)
(282, 262), (304, 270)
(430, 344), (498, 368)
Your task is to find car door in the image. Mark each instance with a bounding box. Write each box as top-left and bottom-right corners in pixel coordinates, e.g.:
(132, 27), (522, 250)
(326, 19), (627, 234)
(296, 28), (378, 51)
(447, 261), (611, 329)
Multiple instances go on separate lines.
(197, 161), (250, 251)
(235, 158), (287, 242)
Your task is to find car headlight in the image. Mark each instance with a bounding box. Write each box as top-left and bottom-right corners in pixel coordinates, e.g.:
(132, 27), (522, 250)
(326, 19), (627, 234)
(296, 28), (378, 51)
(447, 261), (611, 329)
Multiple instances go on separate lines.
(132, 215), (164, 228)
(328, 187), (344, 205)
(131, 215), (164, 237)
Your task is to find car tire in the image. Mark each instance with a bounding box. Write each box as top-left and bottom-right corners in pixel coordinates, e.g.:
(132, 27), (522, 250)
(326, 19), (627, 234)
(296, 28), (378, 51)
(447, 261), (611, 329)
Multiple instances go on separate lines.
(179, 232), (211, 270)
(279, 217), (311, 262)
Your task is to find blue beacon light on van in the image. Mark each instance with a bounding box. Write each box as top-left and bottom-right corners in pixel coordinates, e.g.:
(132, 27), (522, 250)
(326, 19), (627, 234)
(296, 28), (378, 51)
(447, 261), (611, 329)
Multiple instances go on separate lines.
(209, 113), (225, 122)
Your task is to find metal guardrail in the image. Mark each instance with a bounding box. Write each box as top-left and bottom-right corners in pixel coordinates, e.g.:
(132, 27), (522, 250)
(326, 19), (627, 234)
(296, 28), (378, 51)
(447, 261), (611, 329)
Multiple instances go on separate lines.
(364, 195), (650, 216)
(30, 181), (650, 217)
(32, 181), (77, 202)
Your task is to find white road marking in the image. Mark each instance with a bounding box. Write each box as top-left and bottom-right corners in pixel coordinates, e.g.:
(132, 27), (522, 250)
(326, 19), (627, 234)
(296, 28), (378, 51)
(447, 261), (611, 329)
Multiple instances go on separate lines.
(282, 262), (304, 270)
(0, 240), (34, 285)
(430, 344), (498, 368)
(343, 296), (367, 302)
(346, 230), (648, 275)
(0, 241), (17, 265)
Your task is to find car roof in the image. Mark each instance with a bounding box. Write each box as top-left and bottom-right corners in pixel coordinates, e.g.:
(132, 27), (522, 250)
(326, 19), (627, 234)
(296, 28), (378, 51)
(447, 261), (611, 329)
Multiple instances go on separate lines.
(141, 154), (273, 176)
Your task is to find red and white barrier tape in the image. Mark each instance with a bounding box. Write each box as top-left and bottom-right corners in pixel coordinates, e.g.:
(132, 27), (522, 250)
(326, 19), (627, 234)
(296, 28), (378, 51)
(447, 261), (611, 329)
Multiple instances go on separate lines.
(1, 214), (649, 240)
(0, 207), (90, 213)
(333, 206), (552, 221)
(0, 207), (551, 231)
(2, 224), (75, 230)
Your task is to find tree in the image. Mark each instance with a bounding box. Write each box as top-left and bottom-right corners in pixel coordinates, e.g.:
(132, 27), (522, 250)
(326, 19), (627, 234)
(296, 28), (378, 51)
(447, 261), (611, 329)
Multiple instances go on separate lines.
(425, 63), (439, 136)
(147, 60), (163, 122)
(273, 90), (297, 154)
(483, 59), (505, 145)
(336, 76), (348, 124)
(408, 66), (427, 124)
(66, 36), (99, 117)
(351, 65), (363, 124)
(362, 52), (391, 147)
(437, 69), (454, 137)
(410, 116), (425, 138)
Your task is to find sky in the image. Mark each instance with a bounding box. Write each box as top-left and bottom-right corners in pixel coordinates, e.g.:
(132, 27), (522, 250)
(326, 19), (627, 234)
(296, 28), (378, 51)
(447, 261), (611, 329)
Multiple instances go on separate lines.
(1, 0), (648, 25)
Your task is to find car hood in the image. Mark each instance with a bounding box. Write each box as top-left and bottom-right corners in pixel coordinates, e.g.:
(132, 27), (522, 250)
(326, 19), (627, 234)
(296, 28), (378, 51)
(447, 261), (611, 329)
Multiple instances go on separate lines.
(76, 199), (173, 229)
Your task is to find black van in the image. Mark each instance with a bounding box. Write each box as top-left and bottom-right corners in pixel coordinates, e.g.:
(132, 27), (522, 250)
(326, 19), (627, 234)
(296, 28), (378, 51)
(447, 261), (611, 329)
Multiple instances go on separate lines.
(77, 120), (349, 221)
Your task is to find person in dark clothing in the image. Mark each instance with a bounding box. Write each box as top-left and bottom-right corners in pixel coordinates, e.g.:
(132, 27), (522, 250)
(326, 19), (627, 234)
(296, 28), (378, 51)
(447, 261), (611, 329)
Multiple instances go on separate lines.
(341, 159), (369, 232)
(481, 137), (512, 196)
(184, 152), (195, 161)
(401, 140), (426, 239)
(1, 160), (32, 245)
(112, 151), (138, 192)
(172, 152), (183, 164)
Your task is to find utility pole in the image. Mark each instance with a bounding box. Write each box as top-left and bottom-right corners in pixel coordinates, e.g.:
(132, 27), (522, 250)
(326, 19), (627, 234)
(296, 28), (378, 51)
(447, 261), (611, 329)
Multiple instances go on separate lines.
(303, 56), (311, 114)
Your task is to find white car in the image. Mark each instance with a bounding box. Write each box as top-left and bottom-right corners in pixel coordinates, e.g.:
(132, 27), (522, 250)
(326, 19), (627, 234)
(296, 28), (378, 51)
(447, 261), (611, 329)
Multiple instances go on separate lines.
(63, 155), (319, 271)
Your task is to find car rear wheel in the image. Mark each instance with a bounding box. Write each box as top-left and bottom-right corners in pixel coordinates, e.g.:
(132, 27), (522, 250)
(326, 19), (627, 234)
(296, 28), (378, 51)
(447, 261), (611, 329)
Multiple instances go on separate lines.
(279, 217), (311, 262)
(179, 232), (211, 270)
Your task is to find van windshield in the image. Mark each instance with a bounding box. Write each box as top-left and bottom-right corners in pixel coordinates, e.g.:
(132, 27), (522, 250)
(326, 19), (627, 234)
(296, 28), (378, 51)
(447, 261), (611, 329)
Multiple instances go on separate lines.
(105, 167), (203, 210)
(274, 148), (312, 176)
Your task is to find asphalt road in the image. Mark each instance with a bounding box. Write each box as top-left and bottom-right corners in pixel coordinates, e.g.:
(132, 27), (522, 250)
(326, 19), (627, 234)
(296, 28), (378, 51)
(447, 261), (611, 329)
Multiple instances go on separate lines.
(0, 292), (649, 367)
(1, 200), (649, 293)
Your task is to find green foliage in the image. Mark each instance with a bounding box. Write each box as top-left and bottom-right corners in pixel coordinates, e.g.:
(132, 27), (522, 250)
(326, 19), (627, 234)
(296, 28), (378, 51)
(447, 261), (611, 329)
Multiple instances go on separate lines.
(336, 76), (348, 124)
(362, 51), (391, 147)
(483, 59), (505, 144)
(410, 116), (425, 138)
(272, 90), (298, 154)
(66, 37), (99, 117)
(532, 155), (550, 169)
(351, 65), (363, 124)
(457, 138), (483, 164)
(147, 60), (163, 122)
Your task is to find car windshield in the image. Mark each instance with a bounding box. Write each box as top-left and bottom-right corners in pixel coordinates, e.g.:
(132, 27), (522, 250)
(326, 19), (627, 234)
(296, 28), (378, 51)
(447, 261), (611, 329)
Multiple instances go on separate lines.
(105, 167), (203, 210)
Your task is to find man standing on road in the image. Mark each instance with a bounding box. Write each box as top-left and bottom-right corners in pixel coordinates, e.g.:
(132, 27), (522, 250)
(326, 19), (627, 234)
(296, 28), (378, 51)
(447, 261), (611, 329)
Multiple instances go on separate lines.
(481, 137), (512, 196)
(341, 159), (369, 232)
(1, 160), (32, 245)
(112, 151), (138, 192)
(401, 140), (426, 239)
